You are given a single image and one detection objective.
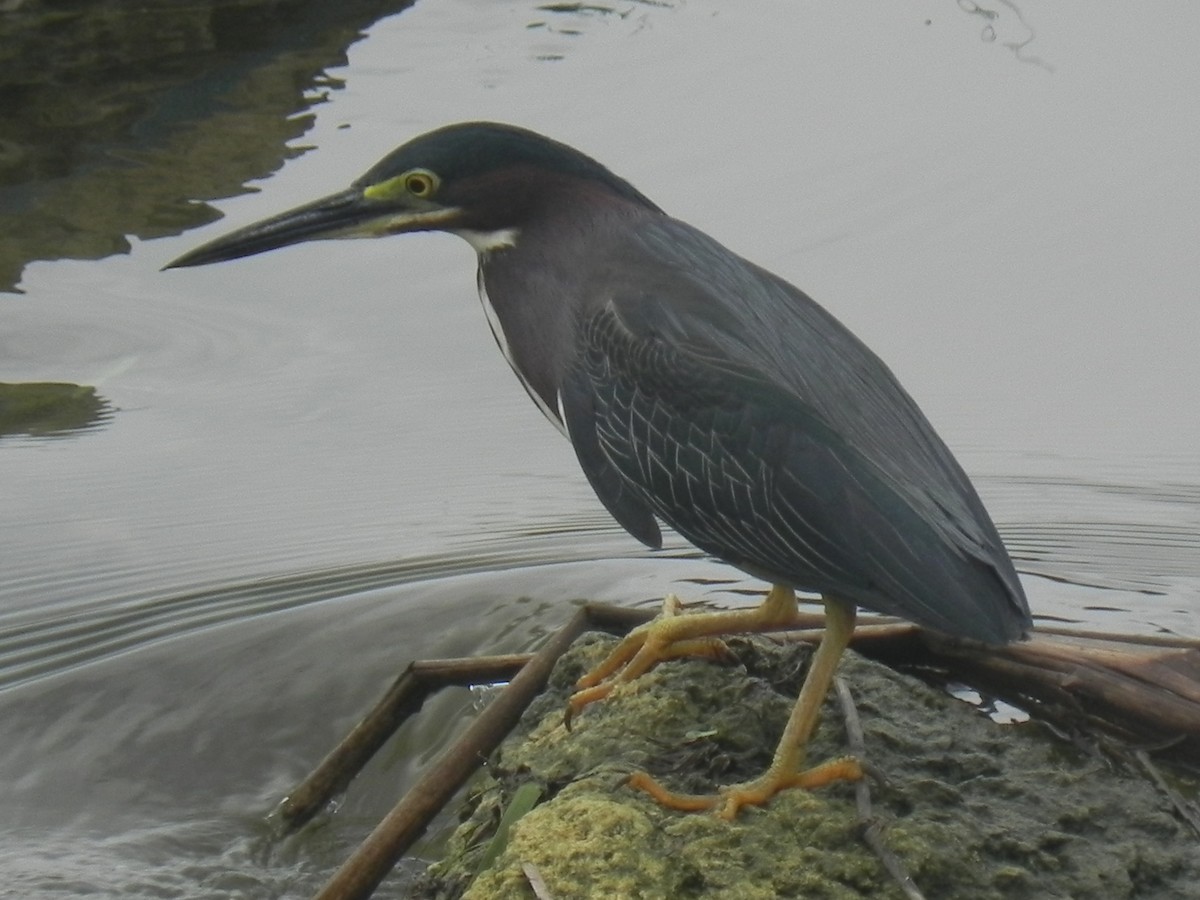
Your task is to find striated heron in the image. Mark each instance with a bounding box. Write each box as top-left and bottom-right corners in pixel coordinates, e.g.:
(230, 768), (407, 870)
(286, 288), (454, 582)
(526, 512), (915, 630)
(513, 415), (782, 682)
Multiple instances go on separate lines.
(168, 122), (1032, 818)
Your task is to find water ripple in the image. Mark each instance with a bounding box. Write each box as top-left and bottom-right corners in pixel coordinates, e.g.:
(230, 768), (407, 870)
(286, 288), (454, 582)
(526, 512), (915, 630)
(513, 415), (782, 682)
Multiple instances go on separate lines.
(0, 526), (692, 693)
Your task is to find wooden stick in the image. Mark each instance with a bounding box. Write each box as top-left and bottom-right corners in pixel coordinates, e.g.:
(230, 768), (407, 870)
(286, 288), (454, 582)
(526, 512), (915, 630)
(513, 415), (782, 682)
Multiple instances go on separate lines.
(311, 607), (592, 900)
(932, 634), (1200, 742)
(1031, 626), (1200, 650)
(278, 602), (656, 834)
(277, 654), (531, 833)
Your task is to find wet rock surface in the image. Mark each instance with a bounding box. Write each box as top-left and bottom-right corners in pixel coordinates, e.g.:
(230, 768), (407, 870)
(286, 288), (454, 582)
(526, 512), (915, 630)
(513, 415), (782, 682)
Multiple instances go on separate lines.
(415, 632), (1200, 899)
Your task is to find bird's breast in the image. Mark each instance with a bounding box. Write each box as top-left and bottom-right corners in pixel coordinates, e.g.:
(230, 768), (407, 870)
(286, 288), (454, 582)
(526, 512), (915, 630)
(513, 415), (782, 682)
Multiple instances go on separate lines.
(476, 269), (568, 437)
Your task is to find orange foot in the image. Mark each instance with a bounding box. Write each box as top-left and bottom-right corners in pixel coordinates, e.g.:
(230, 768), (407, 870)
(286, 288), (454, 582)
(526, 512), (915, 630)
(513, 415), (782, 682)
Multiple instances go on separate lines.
(567, 587), (802, 723)
(627, 757), (864, 820)
(618, 596), (861, 820)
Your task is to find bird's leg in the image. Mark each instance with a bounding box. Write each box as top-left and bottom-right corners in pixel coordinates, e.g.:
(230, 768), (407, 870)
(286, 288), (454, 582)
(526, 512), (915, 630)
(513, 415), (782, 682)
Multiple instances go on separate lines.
(626, 596), (863, 818)
(568, 585), (802, 719)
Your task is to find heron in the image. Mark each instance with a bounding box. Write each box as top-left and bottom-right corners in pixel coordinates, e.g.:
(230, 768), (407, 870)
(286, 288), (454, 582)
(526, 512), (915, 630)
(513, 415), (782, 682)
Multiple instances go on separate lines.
(168, 122), (1031, 818)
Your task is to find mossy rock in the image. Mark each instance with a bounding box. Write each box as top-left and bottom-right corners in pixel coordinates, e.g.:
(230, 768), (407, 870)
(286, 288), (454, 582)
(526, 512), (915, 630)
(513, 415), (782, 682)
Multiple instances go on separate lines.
(414, 632), (1200, 899)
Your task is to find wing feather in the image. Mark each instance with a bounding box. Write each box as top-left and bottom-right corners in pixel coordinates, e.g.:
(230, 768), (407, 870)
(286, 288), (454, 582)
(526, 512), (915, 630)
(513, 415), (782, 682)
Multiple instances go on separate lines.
(560, 274), (1028, 642)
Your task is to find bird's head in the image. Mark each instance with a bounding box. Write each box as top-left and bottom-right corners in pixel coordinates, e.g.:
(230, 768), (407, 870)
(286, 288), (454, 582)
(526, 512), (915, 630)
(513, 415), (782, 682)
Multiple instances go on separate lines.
(166, 122), (660, 268)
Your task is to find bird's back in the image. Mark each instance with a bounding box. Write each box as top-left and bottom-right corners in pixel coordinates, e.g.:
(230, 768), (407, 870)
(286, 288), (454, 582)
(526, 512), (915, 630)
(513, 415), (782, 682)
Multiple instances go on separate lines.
(560, 216), (1031, 643)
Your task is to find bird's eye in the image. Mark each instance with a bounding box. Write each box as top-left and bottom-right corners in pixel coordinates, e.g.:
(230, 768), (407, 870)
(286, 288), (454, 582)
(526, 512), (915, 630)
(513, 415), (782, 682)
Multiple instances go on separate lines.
(404, 170), (438, 198)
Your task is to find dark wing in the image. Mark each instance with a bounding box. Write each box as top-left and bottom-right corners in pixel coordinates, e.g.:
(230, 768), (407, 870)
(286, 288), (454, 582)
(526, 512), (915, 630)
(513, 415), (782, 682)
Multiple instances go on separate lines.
(562, 363), (663, 550)
(560, 221), (1029, 643)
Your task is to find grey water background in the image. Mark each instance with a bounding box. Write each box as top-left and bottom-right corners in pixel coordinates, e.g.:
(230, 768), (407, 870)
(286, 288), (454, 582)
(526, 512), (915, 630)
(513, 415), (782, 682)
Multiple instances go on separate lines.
(1, 1), (1198, 895)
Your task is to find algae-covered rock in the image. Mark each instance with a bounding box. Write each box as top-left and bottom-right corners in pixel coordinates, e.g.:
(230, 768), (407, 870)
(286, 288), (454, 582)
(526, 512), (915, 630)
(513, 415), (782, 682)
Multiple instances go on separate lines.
(415, 632), (1200, 899)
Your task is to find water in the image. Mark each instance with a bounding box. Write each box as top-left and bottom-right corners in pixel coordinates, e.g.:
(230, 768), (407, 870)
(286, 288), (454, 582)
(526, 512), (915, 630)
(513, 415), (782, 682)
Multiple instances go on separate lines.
(1, 1), (1197, 895)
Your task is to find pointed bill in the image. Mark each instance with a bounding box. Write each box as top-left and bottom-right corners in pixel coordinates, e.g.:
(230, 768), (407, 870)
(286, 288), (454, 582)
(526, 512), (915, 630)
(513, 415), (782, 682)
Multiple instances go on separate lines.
(164, 188), (461, 269)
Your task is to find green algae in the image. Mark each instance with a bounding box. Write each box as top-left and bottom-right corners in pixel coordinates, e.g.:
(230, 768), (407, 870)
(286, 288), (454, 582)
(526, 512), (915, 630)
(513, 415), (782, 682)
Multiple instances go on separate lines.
(414, 633), (1200, 899)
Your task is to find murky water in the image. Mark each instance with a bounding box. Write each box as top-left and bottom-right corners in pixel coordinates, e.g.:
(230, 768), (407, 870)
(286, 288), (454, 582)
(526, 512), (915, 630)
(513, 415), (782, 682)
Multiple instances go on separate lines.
(1, 1), (1197, 895)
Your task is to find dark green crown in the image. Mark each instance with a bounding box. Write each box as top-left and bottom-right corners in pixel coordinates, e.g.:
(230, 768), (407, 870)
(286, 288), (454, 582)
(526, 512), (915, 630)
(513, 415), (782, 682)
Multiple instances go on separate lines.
(355, 122), (662, 212)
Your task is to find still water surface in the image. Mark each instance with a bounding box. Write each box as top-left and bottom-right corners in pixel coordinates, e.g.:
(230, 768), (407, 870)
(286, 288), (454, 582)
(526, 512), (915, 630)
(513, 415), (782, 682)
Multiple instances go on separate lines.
(2, 1), (1198, 895)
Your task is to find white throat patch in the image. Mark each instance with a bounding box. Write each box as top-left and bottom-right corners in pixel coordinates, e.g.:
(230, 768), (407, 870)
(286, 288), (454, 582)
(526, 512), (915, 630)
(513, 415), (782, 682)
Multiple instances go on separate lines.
(455, 228), (520, 254)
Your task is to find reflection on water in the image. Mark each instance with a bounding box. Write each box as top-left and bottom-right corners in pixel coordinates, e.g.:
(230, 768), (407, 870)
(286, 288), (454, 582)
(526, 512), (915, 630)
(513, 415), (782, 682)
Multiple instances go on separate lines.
(0, 382), (112, 438)
(0, 0), (415, 292)
(0, 0), (1197, 896)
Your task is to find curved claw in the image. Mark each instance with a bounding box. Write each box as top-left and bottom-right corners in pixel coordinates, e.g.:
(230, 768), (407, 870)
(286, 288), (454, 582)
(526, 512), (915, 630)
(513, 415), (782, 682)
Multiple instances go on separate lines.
(573, 625), (654, 691)
(574, 593), (689, 691)
(564, 682), (615, 728)
(570, 588), (800, 721)
(566, 635), (730, 725)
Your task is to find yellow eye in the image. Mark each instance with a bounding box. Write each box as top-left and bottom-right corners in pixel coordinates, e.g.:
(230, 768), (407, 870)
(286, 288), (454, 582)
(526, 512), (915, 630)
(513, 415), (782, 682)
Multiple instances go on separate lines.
(362, 169), (441, 203)
(404, 169), (438, 198)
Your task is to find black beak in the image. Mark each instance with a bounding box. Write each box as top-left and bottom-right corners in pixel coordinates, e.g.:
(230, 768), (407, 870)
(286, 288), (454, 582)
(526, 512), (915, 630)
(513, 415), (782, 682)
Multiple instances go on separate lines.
(164, 186), (462, 270)
(164, 188), (379, 269)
